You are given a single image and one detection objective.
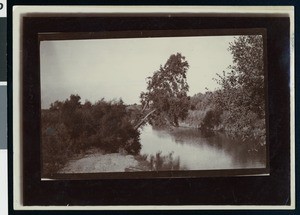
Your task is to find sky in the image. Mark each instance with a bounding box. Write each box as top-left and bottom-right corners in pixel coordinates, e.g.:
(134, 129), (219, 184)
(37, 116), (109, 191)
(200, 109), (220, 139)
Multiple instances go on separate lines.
(40, 35), (236, 109)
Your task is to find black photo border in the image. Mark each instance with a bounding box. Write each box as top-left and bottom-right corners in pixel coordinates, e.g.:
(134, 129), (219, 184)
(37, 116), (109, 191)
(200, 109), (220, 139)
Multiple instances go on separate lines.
(16, 11), (291, 207)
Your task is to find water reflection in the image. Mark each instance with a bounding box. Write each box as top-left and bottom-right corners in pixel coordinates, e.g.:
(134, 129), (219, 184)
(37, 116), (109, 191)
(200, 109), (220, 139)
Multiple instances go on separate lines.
(140, 125), (266, 170)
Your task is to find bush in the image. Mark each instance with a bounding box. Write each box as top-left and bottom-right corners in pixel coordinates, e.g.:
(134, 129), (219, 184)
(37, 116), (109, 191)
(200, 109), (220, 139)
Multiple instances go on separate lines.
(89, 100), (141, 154)
(41, 95), (142, 175)
(200, 108), (221, 130)
(41, 121), (73, 176)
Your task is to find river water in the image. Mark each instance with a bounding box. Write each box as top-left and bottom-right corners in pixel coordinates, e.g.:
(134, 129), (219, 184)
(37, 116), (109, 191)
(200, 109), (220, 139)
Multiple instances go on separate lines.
(140, 125), (266, 170)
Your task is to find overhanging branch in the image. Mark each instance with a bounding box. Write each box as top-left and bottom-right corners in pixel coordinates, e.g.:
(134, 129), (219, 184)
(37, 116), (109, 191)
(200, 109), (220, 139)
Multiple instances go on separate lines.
(134, 108), (156, 130)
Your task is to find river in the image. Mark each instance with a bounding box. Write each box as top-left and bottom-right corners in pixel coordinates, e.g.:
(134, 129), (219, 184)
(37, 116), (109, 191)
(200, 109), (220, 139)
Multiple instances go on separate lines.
(139, 125), (266, 171)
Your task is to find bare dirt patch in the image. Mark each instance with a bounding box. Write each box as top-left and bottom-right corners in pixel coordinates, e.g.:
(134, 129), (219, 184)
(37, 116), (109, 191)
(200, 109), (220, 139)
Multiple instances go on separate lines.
(59, 152), (142, 173)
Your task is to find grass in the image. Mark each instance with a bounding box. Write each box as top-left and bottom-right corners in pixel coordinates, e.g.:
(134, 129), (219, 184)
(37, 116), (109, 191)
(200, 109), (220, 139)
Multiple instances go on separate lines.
(135, 151), (181, 171)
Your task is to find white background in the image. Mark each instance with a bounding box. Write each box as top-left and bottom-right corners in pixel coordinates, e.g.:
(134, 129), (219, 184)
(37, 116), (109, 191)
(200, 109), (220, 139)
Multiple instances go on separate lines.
(0, 0), (6, 17)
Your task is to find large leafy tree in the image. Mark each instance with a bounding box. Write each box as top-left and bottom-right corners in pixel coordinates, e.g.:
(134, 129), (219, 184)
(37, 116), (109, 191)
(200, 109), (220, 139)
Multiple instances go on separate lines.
(137, 53), (190, 128)
(217, 35), (265, 117)
(214, 35), (265, 143)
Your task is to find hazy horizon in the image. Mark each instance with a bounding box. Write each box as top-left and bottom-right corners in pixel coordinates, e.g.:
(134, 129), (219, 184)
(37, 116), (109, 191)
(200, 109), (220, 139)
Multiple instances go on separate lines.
(40, 35), (237, 109)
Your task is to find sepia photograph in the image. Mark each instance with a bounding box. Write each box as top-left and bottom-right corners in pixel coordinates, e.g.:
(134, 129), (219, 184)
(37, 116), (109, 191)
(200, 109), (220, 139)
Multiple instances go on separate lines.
(12, 5), (294, 208)
(40, 32), (267, 178)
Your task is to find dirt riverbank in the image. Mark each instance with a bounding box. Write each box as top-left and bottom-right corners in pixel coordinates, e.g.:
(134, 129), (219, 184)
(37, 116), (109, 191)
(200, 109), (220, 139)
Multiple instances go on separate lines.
(59, 150), (149, 173)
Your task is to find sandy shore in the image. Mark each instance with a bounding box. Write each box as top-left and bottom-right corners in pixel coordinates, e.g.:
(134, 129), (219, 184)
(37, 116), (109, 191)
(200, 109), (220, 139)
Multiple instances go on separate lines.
(59, 152), (147, 173)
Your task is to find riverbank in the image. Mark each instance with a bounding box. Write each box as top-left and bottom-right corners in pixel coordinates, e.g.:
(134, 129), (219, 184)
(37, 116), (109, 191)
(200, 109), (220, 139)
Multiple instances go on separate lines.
(58, 149), (150, 173)
(58, 123), (266, 174)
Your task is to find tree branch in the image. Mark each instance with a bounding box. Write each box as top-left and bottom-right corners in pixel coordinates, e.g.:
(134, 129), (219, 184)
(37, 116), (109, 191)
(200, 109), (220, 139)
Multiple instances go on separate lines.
(134, 108), (156, 130)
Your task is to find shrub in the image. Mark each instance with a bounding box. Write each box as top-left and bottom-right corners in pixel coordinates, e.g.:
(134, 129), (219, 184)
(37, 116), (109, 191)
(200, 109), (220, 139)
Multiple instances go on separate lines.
(41, 95), (142, 175)
(149, 152), (180, 171)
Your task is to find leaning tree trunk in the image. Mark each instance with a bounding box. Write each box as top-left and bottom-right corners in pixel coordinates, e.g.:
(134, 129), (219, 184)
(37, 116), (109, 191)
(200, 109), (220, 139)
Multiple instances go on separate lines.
(134, 108), (156, 130)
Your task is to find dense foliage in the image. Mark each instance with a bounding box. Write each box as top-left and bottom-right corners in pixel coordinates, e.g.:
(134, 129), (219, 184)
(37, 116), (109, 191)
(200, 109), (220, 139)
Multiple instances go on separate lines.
(42, 95), (141, 176)
(184, 35), (266, 147)
(139, 53), (190, 127)
(215, 35), (265, 144)
(185, 92), (221, 130)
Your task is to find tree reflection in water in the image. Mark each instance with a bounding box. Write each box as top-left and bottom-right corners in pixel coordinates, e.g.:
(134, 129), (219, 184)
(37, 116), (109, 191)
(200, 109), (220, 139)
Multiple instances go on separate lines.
(140, 125), (266, 171)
